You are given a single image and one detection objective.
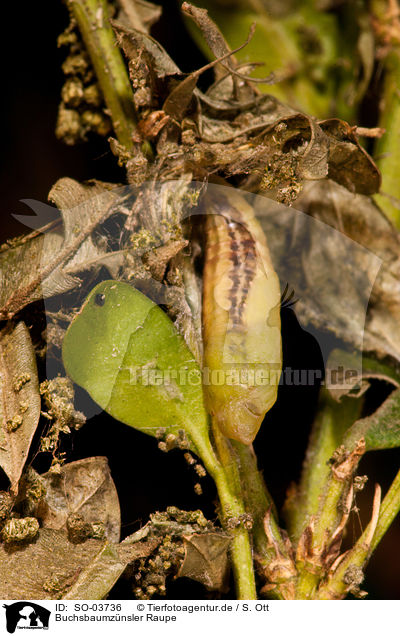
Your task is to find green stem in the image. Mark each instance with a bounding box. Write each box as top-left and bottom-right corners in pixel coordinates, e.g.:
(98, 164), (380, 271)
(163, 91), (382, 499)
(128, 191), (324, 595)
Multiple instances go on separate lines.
(293, 389), (363, 599)
(372, 1), (400, 227)
(295, 475), (346, 599)
(316, 470), (400, 599)
(190, 423), (257, 599)
(315, 481), (380, 599)
(213, 468), (256, 600)
(233, 441), (295, 600)
(373, 48), (400, 228)
(285, 388), (362, 543)
(67, 0), (138, 152)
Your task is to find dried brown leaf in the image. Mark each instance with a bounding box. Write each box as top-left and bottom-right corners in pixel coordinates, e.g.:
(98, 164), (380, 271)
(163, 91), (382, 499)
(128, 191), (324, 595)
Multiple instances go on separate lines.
(129, 178), (203, 359)
(0, 524), (160, 600)
(0, 179), (120, 319)
(113, 21), (181, 79)
(177, 532), (231, 591)
(142, 239), (188, 281)
(319, 119), (381, 195)
(0, 322), (41, 493)
(64, 529), (160, 600)
(36, 457), (121, 543)
(0, 528), (108, 599)
(163, 74), (199, 120)
(182, 2), (237, 76)
(116, 0), (162, 32)
(163, 20), (267, 122)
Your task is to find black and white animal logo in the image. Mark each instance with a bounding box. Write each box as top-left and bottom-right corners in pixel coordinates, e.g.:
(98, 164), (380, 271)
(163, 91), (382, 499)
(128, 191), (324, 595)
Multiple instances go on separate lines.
(3, 602), (50, 633)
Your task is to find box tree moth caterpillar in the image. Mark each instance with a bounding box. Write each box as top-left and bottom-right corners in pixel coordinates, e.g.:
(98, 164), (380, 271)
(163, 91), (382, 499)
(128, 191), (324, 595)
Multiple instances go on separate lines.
(202, 186), (282, 445)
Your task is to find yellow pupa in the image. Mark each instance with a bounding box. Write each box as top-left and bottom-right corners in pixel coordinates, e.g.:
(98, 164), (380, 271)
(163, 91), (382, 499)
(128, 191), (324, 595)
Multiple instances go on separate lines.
(202, 186), (282, 445)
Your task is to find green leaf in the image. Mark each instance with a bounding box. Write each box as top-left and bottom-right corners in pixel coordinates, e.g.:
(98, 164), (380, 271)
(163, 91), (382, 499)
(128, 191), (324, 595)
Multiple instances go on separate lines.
(62, 280), (210, 456)
(344, 388), (400, 452)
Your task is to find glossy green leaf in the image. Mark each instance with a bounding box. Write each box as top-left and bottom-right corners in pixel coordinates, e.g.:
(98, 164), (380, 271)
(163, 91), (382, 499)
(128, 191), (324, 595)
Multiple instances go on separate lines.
(62, 280), (211, 456)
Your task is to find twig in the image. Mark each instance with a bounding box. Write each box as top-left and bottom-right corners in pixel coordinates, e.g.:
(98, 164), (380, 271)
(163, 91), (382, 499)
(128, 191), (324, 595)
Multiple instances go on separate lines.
(316, 484), (382, 599)
(232, 441), (296, 599)
(284, 389), (363, 543)
(207, 424), (257, 599)
(66, 0), (139, 153)
(370, 467), (400, 551)
(353, 126), (386, 138)
(372, 0), (400, 226)
(295, 438), (365, 599)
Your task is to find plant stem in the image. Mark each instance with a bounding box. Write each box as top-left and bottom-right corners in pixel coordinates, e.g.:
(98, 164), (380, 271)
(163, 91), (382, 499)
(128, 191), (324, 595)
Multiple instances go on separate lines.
(285, 388), (362, 543)
(213, 468), (257, 600)
(316, 484), (383, 599)
(294, 392), (364, 599)
(370, 467), (400, 551)
(371, 0), (400, 227)
(295, 475), (345, 599)
(232, 441), (296, 599)
(190, 422), (257, 599)
(211, 425), (257, 599)
(373, 48), (400, 228)
(67, 0), (138, 152)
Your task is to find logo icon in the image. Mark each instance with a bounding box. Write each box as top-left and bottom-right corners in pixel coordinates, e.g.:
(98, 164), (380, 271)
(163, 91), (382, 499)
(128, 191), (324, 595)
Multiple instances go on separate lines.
(3, 603), (50, 633)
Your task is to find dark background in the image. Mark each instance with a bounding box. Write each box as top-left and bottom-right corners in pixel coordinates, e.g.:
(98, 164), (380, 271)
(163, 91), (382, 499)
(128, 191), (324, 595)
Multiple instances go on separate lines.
(1, 0), (399, 600)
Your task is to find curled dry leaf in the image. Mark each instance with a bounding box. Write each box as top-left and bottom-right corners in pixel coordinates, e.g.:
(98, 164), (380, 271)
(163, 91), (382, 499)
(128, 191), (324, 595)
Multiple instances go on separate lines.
(177, 532), (231, 592)
(0, 179), (121, 320)
(61, 541), (127, 600)
(113, 21), (180, 79)
(62, 536), (161, 600)
(112, 21), (180, 114)
(65, 527), (161, 600)
(161, 27), (264, 124)
(63, 511), (227, 599)
(198, 99), (296, 144)
(141, 239), (189, 282)
(0, 322), (41, 494)
(318, 119), (381, 195)
(0, 524), (161, 600)
(115, 0), (162, 33)
(36, 457), (121, 543)
(182, 2), (236, 69)
(181, 1), (251, 97)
